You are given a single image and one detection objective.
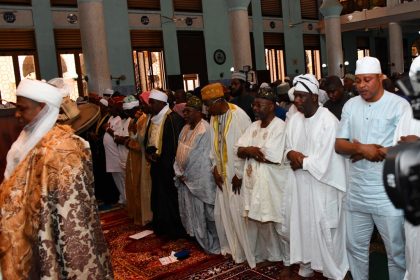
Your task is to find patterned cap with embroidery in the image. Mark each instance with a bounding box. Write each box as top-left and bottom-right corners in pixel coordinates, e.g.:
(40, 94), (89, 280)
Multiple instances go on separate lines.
(256, 87), (276, 103)
(201, 83), (224, 101)
(186, 95), (203, 111)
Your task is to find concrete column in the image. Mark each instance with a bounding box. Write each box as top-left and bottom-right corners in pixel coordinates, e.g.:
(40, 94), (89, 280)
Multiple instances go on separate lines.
(32, 0), (58, 79)
(251, 0), (265, 71)
(227, 0), (252, 71)
(388, 22), (404, 74)
(78, 0), (112, 95)
(320, 0), (343, 77)
(160, 0), (180, 75)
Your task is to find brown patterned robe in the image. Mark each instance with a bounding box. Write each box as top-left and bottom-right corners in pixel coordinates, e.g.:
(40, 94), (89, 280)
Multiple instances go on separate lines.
(0, 125), (113, 280)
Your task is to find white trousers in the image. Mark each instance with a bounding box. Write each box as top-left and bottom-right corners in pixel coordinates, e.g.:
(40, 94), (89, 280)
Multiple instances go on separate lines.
(111, 172), (126, 204)
(346, 210), (405, 280)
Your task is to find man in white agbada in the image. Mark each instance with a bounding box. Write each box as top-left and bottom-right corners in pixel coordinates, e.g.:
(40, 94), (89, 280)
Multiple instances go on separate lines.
(235, 87), (292, 267)
(392, 56), (420, 280)
(335, 57), (410, 280)
(201, 83), (255, 267)
(286, 74), (348, 279)
(174, 95), (220, 254)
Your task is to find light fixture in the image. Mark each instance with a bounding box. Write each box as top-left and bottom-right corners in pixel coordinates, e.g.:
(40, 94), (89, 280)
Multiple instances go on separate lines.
(322, 63), (327, 68)
(230, 67), (234, 72)
(344, 61), (349, 66)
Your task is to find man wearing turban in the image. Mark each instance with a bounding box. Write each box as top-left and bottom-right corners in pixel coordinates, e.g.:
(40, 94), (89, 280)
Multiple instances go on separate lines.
(174, 95), (220, 254)
(335, 56), (411, 279)
(0, 79), (112, 279)
(286, 74), (348, 279)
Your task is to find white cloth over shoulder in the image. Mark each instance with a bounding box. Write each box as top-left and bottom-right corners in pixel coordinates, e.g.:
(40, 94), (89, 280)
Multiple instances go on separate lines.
(286, 107), (348, 280)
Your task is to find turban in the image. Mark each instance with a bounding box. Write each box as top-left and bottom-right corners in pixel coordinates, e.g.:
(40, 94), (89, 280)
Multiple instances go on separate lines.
(186, 95), (203, 111)
(355, 56), (382, 75)
(140, 91), (150, 105)
(123, 95), (139, 110)
(288, 87), (295, 101)
(150, 89), (168, 102)
(99, 98), (108, 107)
(17, 79), (63, 108)
(232, 71), (246, 82)
(256, 87), (276, 103)
(201, 83), (224, 101)
(293, 74), (319, 95)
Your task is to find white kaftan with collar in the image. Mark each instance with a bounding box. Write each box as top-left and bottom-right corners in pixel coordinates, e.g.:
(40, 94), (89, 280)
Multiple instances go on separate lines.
(209, 103), (255, 267)
(286, 107), (348, 280)
(235, 117), (293, 264)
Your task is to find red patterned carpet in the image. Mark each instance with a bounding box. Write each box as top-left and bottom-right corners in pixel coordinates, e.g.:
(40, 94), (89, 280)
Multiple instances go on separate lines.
(100, 209), (329, 279)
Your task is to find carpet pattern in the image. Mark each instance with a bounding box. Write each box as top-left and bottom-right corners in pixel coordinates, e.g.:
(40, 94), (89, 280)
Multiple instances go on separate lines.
(100, 209), (330, 279)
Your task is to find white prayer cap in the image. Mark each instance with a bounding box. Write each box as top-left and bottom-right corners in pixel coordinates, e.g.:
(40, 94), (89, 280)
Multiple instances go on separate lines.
(293, 74), (319, 95)
(409, 56), (420, 94)
(123, 100), (139, 110)
(47, 78), (72, 98)
(17, 79), (63, 108)
(231, 71), (246, 82)
(103, 88), (114, 96)
(355, 56), (382, 75)
(288, 87), (295, 101)
(99, 98), (108, 107)
(149, 89), (168, 103)
(259, 82), (270, 89)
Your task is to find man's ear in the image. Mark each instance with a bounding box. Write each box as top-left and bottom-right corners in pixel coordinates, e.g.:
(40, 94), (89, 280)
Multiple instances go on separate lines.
(312, 94), (319, 104)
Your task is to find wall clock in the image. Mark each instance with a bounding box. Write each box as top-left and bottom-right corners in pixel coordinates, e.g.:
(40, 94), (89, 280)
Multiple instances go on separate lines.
(213, 49), (226, 65)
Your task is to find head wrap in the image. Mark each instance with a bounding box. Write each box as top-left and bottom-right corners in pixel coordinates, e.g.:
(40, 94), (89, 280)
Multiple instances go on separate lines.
(103, 88), (114, 96)
(256, 87), (276, 103)
(186, 95), (203, 111)
(140, 91), (150, 105)
(344, 73), (356, 81)
(355, 56), (382, 75)
(123, 95), (139, 110)
(324, 75), (344, 91)
(293, 74), (319, 95)
(277, 82), (290, 95)
(99, 98), (108, 107)
(149, 89), (168, 103)
(5, 79), (63, 179)
(231, 71), (246, 82)
(201, 83), (224, 101)
(409, 56), (420, 95)
(17, 79), (63, 108)
(259, 82), (270, 89)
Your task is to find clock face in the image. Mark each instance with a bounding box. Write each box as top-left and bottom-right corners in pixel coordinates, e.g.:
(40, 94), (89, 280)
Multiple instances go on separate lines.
(213, 49), (226, 65)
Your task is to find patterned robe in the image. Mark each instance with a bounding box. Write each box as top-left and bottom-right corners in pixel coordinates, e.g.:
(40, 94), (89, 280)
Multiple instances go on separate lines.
(0, 125), (113, 280)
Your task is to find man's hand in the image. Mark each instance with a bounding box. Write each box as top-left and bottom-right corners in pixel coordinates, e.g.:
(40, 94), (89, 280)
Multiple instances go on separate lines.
(399, 135), (420, 143)
(353, 139), (386, 162)
(231, 175), (242, 195)
(213, 166), (224, 191)
(146, 152), (158, 163)
(244, 147), (266, 162)
(287, 150), (306, 170)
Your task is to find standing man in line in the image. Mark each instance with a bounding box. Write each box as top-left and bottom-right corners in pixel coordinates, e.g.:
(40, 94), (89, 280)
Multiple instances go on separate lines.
(335, 56), (411, 280)
(202, 83), (255, 267)
(235, 87), (291, 266)
(286, 74), (348, 279)
(144, 89), (185, 238)
(1, 79), (112, 279)
(230, 71), (255, 121)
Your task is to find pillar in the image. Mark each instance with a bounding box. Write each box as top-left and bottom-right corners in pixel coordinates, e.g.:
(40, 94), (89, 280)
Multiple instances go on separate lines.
(78, 0), (112, 95)
(320, 0), (344, 77)
(388, 22), (404, 74)
(227, 0), (252, 72)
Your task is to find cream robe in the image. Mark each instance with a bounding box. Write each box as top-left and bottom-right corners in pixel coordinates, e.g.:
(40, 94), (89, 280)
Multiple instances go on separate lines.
(103, 115), (122, 172)
(209, 104), (255, 267)
(286, 107), (348, 280)
(235, 117), (292, 264)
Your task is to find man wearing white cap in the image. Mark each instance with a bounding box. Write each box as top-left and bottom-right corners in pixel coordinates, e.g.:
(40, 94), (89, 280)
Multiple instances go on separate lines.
(335, 56), (411, 280)
(0, 79), (112, 279)
(231, 71), (255, 121)
(144, 89), (185, 238)
(286, 74), (348, 279)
